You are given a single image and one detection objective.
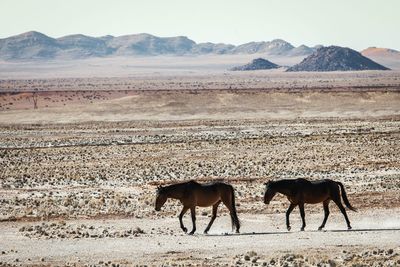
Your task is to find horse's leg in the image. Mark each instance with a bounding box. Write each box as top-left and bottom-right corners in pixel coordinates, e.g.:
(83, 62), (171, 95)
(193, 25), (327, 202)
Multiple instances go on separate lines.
(333, 197), (352, 230)
(179, 206), (189, 233)
(286, 203), (296, 231)
(318, 200), (330, 231)
(221, 193), (240, 233)
(299, 203), (306, 231)
(188, 207), (196, 235)
(204, 201), (221, 234)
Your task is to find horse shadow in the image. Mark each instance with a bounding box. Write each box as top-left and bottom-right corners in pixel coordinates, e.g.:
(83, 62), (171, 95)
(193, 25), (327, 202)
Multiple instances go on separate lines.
(320, 227), (400, 233)
(204, 227), (400, 236)
(205, 231), (291, 237)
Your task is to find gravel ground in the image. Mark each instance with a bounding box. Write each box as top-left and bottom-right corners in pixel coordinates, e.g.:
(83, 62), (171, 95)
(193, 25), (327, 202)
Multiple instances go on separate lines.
(1, 117), (400, 266)
(1, 77), (400, 266)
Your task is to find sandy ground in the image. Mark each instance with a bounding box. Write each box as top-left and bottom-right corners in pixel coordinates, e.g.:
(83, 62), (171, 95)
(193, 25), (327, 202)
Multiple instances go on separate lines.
(0, 90), (399, 123)
(1, 71), (400, 123)
(0, 54), (398, 80)
(1, 72), (400, 266)
(2, 70), (400, 93)
(0, 55), (306, 79)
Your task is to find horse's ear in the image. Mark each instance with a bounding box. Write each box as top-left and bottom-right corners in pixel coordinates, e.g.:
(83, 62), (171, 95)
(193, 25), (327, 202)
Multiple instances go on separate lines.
(157, 185), (163, 190)
(264, 180), (270, 185)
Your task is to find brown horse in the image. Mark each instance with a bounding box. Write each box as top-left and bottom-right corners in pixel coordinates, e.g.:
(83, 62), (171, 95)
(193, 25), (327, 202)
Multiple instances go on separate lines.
(264, 178), (356, 231)
(155, 180), (240, 235)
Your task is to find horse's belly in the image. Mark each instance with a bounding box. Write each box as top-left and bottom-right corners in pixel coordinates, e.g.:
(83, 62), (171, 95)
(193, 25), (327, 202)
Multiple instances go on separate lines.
(302, 185), (330, 204)
(304, 194), (328, 204)
(196, 195), (220, 207)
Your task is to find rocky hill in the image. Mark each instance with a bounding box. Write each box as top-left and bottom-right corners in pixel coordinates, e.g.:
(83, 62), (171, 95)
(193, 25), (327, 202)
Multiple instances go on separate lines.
(287, 46), (390, 72)
(0, 31), (317, 60)
(230, 58), (279, 71)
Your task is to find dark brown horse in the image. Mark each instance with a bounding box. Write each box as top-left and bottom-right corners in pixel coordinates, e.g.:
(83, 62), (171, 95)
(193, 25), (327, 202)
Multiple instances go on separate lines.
(155, 180), (240, 235)
(264, 178), (356, 231)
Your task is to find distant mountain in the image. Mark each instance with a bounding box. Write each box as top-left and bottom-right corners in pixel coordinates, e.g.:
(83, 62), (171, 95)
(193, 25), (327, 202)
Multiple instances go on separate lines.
(0, 31), (320, 60)
(361, 47), (400, 59)
(360, 47), (400, 70)
(230, 58), (280, 71)
(107, 33), (196, 55)
(0, 31), (60, 60)
(287, 45), (315, 56)
(191, 42), (235, 54)
(232, 39), (295, 55)
(287, 46), (390, 72)
(56, 34), (113, 58)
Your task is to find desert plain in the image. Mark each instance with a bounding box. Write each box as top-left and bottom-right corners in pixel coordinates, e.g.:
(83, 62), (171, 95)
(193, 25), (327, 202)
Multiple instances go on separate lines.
(1, 66), (400, 266)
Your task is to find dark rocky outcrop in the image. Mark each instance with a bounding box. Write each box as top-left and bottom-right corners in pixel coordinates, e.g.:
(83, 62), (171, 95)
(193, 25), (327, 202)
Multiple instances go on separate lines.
(287, 46), (390, 72)
(230, 58), (279, 71)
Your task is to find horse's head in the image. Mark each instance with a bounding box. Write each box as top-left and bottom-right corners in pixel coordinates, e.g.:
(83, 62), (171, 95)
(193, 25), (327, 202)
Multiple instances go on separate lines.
(155, 185), (168, 211)
(264, 181), (276, 204)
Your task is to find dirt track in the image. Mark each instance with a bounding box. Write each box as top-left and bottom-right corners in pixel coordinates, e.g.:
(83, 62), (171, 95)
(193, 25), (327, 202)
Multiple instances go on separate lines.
(1, 211), (400, 266)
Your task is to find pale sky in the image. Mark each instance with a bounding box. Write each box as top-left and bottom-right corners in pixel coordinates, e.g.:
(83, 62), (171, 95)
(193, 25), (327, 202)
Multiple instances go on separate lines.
(1, 0), (399, 50)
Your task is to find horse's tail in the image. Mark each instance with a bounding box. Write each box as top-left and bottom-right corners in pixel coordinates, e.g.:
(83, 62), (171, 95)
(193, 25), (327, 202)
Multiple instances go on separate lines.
(229, 185), (241, 233)
(336, 181), (357, 212)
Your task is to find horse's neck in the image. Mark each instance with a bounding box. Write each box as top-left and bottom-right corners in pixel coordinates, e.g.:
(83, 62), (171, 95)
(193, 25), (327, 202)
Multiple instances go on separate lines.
(274, 181), (293, 196)
(165, 184), (184, 199)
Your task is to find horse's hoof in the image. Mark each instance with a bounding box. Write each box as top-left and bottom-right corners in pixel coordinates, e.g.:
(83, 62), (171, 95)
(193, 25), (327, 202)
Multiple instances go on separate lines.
(300, 228), (305, 231)
(236, 230), (240, 234)
(348, 226), (352, 230)
(203, 230), (209, 234)
(182, 227), (187, 233)
(188, 231), (195, 235)
(318, 227), (323, 231)
(287, 226), (291, 231)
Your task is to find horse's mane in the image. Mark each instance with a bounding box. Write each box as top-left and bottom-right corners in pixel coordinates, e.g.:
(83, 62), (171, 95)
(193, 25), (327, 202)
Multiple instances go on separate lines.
(160, 180), (198, 193)
(270, 179), (296, 189)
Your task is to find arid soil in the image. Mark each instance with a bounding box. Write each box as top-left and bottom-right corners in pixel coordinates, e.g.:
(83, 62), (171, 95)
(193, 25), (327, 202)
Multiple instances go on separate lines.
(0, 72), (400, 266)
(2, 70), (400, 94)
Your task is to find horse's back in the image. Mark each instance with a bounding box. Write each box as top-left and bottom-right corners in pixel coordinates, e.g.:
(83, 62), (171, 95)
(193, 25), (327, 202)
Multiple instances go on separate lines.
(297, 178), (335, 203)
(188, 181), (232, 207)
(199, 181), (232, 189)
(183, 180), (232, 192)
(298, 178), (336, 187)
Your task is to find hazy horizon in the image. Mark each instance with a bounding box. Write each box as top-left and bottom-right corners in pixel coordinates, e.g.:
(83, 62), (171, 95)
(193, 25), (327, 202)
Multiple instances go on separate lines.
(1, 0), (399, 50)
